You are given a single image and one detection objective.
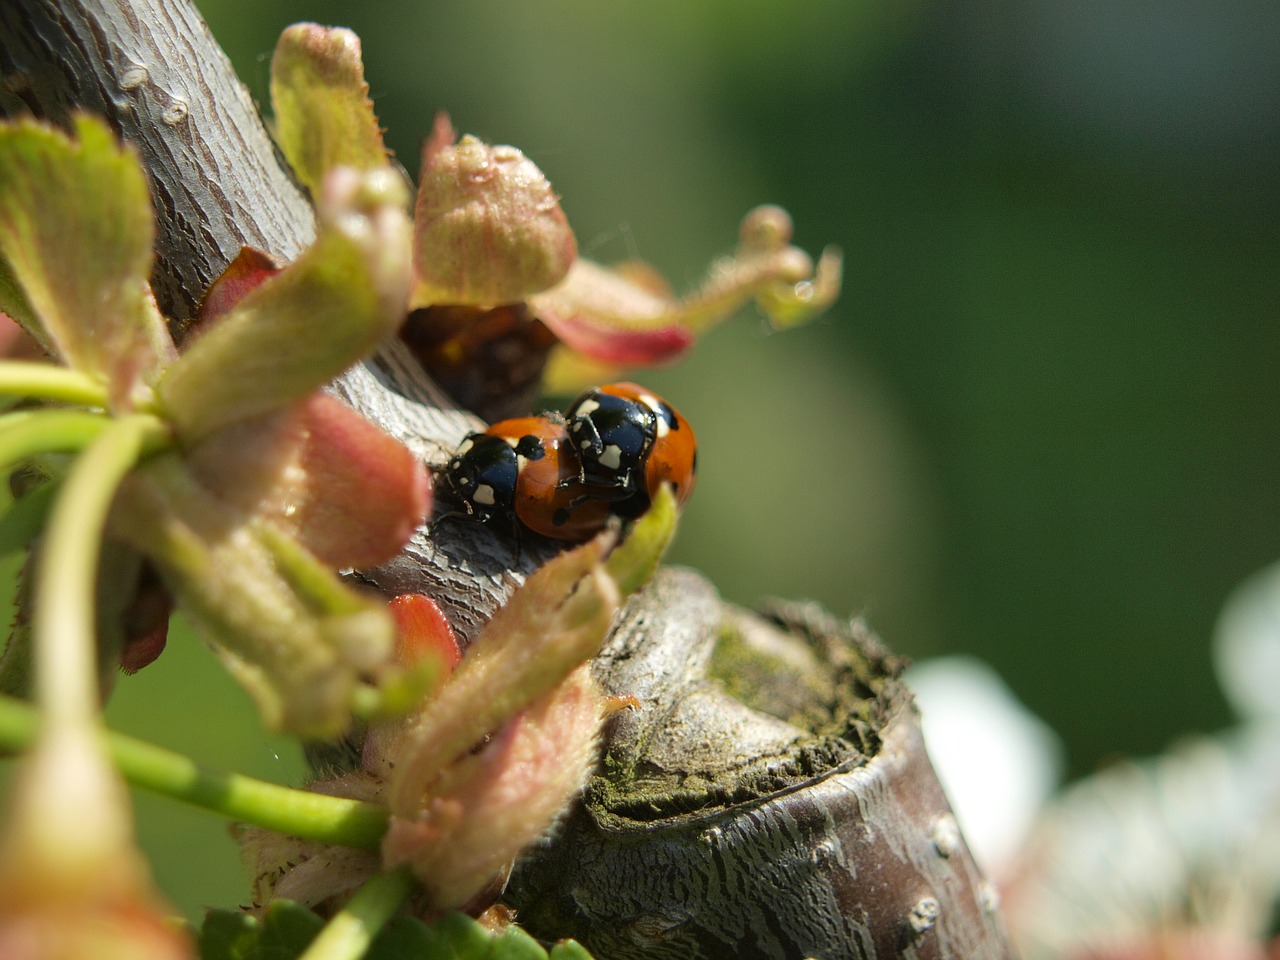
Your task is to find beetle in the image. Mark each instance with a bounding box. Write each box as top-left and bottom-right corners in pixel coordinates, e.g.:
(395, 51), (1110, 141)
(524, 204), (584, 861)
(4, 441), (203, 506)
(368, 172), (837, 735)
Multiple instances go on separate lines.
(564, 382), (697, 516)
(442, 383), (696, 540)
(444, 416), (612, 540)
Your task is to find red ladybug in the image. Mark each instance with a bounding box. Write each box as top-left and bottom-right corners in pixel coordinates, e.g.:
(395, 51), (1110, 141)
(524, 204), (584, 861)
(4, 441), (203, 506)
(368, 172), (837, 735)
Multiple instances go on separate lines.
(445, 416), (613, 540)
(442, 383), (696, 542)
(488, 416), (614, 540)
(565, 382), (697, 516)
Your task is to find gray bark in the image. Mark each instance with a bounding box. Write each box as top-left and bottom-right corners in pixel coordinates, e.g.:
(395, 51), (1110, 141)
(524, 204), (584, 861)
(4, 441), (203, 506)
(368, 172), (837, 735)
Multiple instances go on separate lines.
(0, 2), (1018, 956)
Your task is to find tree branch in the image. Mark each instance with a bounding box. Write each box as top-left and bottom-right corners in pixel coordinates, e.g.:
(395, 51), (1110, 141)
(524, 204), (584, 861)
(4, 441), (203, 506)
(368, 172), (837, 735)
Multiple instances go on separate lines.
(0, 3), (1017, 957)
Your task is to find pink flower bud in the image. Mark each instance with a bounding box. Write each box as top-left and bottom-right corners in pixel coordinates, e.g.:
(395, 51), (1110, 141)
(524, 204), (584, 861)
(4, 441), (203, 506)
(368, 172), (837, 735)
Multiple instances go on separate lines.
(413, 118), (577, 307)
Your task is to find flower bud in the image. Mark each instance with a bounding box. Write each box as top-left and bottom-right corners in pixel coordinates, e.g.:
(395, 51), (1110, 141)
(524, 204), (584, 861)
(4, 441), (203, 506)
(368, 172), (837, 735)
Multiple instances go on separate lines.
(0, 730), (190, 960)
(271, 23), (389, 195)
(413, 121), (576, 307)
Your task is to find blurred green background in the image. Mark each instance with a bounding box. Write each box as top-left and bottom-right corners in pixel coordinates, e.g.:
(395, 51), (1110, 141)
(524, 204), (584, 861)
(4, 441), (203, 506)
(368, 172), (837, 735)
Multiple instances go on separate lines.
(31, 0), (1280, 921)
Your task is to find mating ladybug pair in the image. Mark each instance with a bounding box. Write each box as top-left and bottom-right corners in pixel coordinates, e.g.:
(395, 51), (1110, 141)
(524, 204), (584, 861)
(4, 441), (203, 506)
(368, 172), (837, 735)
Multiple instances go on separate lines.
(444, 383), (697, 541)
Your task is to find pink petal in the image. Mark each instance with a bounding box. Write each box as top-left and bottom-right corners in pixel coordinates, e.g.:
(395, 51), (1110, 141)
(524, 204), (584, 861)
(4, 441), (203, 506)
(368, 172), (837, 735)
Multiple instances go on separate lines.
(293, 394), (431, 568)
(194, 246), (281, 328)
(387, 593), (462, 674)
(118, 576), (173, 675)
(538, 308), (693, 365)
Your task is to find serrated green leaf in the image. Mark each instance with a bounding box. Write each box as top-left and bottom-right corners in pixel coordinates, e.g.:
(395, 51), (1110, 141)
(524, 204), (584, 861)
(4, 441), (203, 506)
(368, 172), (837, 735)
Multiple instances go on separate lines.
(158, 167), (411, 443)
(271, 23), (389, 195)
(198, 908), (259, 960)
(0, 114), (173, 404)
(548, 941), (595, 960)
(197, 903), (324, 960)
(0, 262), (36, 336)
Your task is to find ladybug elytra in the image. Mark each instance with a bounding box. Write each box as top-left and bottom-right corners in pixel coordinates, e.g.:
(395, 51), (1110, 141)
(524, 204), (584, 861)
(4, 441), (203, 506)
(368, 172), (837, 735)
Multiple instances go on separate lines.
(442, 383), (696, 541)
(565, 382), (696, 518)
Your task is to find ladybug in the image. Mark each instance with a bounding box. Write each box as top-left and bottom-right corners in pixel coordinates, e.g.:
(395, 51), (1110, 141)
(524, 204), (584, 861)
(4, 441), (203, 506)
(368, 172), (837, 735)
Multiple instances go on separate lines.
(444, 431), (523, 524)
(442, 383), (696, 542)
(445, 416), (613, 541)
(494, 416), (615, 540)
(565, 382), (697, 516)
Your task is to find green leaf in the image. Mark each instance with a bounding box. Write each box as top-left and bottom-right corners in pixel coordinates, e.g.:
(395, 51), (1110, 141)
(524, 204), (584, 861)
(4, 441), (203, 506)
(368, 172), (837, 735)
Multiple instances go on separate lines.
(202, 905), (600, 960)
(158, 167), (411, 443)
(547, 942), (595, 960)
(0, 480), (57, 559)
(0, 115), (173, 404)
(605, 481), (678, 597)
(199, 909), (258, 960)
(271, 23), (389, 196)
(0, 563), (34, 700)
(364, 917), (431, 960)
(259, 901), (326, 960)
(488, 926), (550, 960)
(198, 903), (324, 960)
(111, 454), (395, 737)
(417, 912), (546, 960)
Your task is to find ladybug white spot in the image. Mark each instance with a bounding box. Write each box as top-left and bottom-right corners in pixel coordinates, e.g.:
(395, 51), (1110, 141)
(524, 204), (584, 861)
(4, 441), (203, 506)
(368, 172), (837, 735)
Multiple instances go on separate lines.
(473, 484), (496, 506)
(599, 445), (623, 470)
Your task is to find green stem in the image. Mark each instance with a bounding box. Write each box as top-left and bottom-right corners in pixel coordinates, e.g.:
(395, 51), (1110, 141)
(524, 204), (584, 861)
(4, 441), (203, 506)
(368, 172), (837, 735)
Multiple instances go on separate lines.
(0, 409), (108, 472)
(0, 695), (390, 849)
(0, 361), (110, 408)
(298, 867), (417, 960)
(33, 413), (169, 726)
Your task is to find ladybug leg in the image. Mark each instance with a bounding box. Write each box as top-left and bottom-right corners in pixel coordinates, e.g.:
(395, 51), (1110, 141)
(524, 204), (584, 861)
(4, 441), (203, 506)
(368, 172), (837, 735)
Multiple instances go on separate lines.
(427, 505), (473, 536)
(428, 504), (504, 550)
(430, 506), (523, 567)
(555, 469), (633, 493)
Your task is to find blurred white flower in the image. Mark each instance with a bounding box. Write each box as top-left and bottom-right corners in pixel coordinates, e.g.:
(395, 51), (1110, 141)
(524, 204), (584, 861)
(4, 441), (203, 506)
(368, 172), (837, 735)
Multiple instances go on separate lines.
(905, 655), (1064, 874)
(1213, 559), (1280, 723)
(1002, 730), (1280, 960)
(993, 560), (1280, 960)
